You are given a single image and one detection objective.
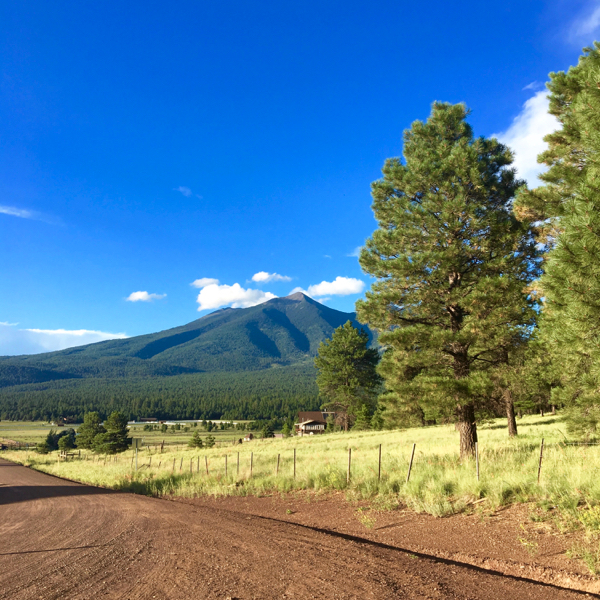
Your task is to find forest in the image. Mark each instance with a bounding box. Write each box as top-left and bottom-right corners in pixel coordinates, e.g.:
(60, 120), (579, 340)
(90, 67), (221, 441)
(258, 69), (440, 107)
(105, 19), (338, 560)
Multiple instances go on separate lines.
(0, 364), (319, 422)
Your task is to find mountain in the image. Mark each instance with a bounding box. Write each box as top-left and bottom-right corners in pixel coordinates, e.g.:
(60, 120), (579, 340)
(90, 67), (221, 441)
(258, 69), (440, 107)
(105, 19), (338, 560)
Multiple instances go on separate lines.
(0, 293), (372, 421)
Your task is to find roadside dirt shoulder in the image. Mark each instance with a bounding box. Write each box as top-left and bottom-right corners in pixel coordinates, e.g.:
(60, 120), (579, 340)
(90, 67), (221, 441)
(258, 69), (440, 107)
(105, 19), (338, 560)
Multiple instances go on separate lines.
(2, 458), (595, 599)
(173, 493), (598, 594)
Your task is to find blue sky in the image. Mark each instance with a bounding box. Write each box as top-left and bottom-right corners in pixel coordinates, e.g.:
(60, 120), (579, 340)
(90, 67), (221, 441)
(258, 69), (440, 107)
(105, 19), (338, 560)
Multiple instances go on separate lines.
(1, 0), (598, 355)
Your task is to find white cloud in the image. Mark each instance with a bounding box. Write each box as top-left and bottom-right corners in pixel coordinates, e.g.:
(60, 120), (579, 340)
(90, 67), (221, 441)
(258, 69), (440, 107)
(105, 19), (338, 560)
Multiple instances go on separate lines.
(125, 291), (167, 302)
(570, 3), (600, 40)
(0, 323), (128, 356)
(324, 255), (332, 259)
(251, 271), (292, 283)
(174, 186), (193, 197)
(196, 283), (276, 311)
(0, 204), (61, 224)
(347, 246), (362, 258)
(191, 277), (220, 289)
(306, 276), (365, 297)
(0, 205), (35, 219)
(494, 90), (560, 187)
(522, 81), (541, 91)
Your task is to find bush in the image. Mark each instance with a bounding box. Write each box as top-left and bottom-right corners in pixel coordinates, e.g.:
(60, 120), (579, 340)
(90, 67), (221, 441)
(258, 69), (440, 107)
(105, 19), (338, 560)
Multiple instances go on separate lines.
(58, 435), (75, 451)
(36, 442), (50, 454)
(43, 427), (76, 451)
(205, 435), (216, 448)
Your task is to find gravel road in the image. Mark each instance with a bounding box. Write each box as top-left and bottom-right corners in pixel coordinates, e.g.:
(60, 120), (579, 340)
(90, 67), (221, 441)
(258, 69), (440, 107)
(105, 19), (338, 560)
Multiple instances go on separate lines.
(0, 459), (592, 599)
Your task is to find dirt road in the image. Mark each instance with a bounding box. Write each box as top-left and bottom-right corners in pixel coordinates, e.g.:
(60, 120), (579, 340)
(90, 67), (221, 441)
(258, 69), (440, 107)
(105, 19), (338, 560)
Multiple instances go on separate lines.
(0, 459), (592, 599)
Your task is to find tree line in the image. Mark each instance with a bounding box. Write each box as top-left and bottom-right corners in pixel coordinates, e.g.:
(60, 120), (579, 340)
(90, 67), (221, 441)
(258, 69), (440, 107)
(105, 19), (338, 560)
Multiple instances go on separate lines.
(0, 366), (319, 422)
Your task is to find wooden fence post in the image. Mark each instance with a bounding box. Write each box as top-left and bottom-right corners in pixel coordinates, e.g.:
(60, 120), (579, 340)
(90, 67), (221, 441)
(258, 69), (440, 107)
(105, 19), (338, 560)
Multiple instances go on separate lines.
(347, 448), (352, 484)
(293, 448), (296, 479)
(225, 454), (228, 477)
(172, 457), (175, 472)
(537, 438), (544, 484)
(149, 456), (152, 468)
(378, 444), (382, 481)
(179, 457), (183, 472)
(475, 442), (479, 481)
(276, 453), (280, 476)
(205, 455), (209, 475)
(406, 443), (416, 483)
(197, 456), (200, 473)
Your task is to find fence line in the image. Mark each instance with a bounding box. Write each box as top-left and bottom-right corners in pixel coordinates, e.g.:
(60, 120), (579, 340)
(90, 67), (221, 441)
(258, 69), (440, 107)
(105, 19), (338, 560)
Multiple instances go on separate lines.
(1, 438), (562, 486)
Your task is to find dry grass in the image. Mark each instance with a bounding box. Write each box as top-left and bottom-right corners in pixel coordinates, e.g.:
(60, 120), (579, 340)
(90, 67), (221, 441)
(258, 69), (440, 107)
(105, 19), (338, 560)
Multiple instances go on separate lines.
(4, 414), (595, 515)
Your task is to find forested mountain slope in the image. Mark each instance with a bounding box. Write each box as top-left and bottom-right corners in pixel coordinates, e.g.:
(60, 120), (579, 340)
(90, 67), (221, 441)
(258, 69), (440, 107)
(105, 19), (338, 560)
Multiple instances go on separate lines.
(0, 293), (371, 420)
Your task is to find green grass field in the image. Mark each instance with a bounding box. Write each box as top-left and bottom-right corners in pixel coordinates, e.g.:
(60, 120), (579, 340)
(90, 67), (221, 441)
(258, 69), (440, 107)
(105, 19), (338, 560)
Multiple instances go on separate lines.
(2, 413), (592, 513)
(0, 421), (67, 444)
(0, 420), (251, 447)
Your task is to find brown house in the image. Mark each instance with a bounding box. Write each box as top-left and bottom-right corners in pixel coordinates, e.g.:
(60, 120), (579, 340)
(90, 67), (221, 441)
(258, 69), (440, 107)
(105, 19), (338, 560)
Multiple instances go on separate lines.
(294, 411), (336, 435)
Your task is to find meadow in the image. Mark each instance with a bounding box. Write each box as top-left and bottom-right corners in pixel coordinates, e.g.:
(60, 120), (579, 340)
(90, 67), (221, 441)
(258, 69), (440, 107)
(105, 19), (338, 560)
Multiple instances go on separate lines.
(4, 413), (598, 516)
(0, 420), (249, 447)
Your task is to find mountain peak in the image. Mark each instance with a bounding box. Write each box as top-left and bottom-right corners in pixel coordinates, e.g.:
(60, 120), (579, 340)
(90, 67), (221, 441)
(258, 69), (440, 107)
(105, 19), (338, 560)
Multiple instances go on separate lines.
(284, 291), (308, 301)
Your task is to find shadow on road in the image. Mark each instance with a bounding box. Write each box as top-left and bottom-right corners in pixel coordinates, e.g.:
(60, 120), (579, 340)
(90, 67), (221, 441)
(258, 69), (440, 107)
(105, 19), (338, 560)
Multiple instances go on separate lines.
(0, 485), (116, 506)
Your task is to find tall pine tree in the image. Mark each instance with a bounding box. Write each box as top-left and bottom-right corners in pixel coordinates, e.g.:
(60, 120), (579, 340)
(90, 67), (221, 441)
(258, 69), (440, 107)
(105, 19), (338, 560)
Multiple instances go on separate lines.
(515, 44), (600, 437)
(357, 103), (540, 457)
(314, 321), (381, 431)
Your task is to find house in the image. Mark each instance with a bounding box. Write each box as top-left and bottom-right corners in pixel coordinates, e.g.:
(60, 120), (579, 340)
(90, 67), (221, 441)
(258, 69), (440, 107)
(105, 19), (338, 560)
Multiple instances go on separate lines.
(294, 411), (336, 435)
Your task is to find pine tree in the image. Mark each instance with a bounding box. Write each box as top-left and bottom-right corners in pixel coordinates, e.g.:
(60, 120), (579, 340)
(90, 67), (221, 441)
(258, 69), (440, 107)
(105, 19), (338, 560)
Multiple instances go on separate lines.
(76, 412), (106, 449)
(515, 44), (600, 437)
(314, 321), (381, 430)
(260, 424), (274, 438)
(357, 103), (540, 457)
(92, 411), (129, 454)
(188, 431), (203, 448)
(352, 404), (372, 430)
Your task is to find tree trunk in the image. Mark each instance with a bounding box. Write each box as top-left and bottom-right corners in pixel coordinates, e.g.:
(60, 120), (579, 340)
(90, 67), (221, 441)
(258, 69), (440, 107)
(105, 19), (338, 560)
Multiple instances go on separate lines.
(456, 404), (477, 459)
(504, 390), (517, 437)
